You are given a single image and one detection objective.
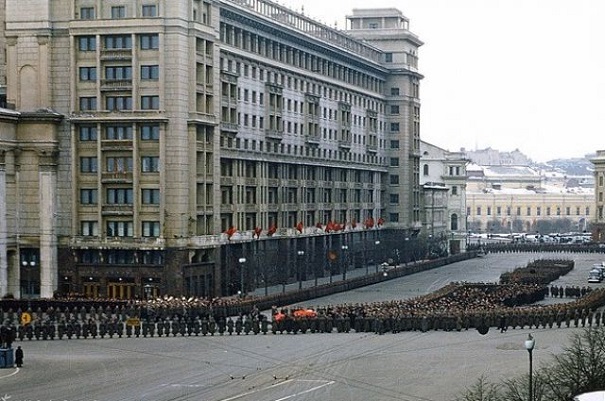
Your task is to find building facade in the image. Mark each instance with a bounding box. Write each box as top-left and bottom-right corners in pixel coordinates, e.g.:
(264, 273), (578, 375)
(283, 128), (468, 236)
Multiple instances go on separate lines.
(466, 165), (593, 235)
(420, 141), (469, 255)
(0, 0), (423, 299)
(590, 150), (605, 242)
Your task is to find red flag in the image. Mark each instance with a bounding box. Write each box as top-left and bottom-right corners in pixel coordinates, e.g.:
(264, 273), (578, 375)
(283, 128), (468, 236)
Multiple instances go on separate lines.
(315, 222), (323, 229)
(326, 221), (334, 233)
(296, 221), (304, 233)
(333, 222), (342, 232)
(224, 226), (237, 240)
(351, 219), (357, 229)
(253, 226), (262, 239)
(267, 224), (277, 236)
(365, 217), (374, 229)
(377, 217), (385, 227)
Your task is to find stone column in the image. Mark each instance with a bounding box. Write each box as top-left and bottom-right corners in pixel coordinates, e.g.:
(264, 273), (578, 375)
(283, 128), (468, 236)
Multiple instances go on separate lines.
(38, 156), (57, 298)
(0, 164), (7, 297)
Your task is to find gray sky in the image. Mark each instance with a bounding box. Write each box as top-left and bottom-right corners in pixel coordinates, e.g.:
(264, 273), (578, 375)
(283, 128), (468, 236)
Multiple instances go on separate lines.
(277, 0), (605, 162)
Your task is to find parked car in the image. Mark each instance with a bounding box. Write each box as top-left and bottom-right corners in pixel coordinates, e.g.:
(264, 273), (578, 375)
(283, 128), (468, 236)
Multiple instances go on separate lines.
(588, 268), (603, 283)
(574, 391), (605, 401)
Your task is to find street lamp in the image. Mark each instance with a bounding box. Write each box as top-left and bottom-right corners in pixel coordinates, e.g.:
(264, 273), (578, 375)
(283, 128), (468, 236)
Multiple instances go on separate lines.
(341, 245), (348, 281)
(238, 257), (246, 297)
(297, 250), (305, 290)
(525, 334), (535, 401)
(374, 241), (380, 273)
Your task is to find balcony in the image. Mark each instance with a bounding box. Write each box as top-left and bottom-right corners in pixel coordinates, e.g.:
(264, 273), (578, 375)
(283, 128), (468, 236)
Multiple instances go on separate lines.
(188, 112), (217, 125)
(101, 79), (133, 91)
(305, 134), (321, 145)
(101, 172), (133, 183)
(101, 204), (134, 216)
(100, 49), (132, 61)
(101, 139), (133, 150)
(338, 139), (352, 149)
(220, 122), (238, 133)
(265, 129), (284, 140)
(366, 143), (378, 153)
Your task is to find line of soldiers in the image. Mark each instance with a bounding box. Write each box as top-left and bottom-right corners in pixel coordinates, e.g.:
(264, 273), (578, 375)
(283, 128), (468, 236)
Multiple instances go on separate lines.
(2, 283), (605, 340)
(549, 285), (591, 298)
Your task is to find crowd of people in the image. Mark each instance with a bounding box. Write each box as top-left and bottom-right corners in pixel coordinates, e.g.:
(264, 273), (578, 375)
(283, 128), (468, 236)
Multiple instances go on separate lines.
(0, 259), (604, 340)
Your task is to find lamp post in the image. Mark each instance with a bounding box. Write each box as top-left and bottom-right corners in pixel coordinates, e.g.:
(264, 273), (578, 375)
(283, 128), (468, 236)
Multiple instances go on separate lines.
(374, 240), (380, 273)
(525, 334), (535, 401)
(341, 245), (348, 281)
(297, 250), (305, 290)
(238, 257), (246, 298)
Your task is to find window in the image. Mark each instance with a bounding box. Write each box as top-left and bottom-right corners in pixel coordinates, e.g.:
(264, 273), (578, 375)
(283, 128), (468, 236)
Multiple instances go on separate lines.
(80, 189), (98, 205)
(106, 96), (132, 111)
(141, 65), (159, 80)
(140, 34), (159, 50)
(389, 213), (399, 222)
(79, 66), (97, 81)
(141, 95), (159, 110)
(451, 214), (459, 231)
(390, 122), (400, 132)
(389, 175), (399, 185)
(106, 157), (133, 173)
(390, 140), (400, 149)
(477, 207), (481, 216)
(106, 188), (133, 204)
(79, 125), (97, 141)
(105, 125), (133, 140)
(104, 35), (132, 49)
(80, 7), (95, 19)
(142, 221), (161, 237)
(140, 124), (160, 140)
(80, 157), (98, 173)
(78, 36), (96, 51)
(423, 164), (429, 176)
(142, 188), (160, 204)
(390, 105), (399, 115)
(106, 221), (133, 237)
(105, 66), (132, 80)
(487, 207), (491, 216)
(390, 157), (399, 167)
(141, 156), (160, 172)
(79, 97), (97, 111)
(390, 87), (400, 96)
(389, 193), (399, 204)
(81, 221), (98, 236)
(451, 186), (458, 195)
(385, 53), (393, 63)
(142, 4), (157, 17)
(111, 6), (126, 19)
(537, 207), (541, 216)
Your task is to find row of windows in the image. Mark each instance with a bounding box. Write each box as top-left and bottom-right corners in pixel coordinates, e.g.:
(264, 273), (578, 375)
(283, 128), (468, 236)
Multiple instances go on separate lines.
(81, 221), (160, 237)
(79, 65), (160, 81)
(79, 95), (159, 111)
(81, 188), (160, 205)
(79, 124), (160, 141)
(79, 4), (158, 20)
(79, 156), (159, 173)
(78, 34), (159, 51)
(469, 206), (591, 217)
(222, 55), (387, 113)
(78, 249), (164, 265)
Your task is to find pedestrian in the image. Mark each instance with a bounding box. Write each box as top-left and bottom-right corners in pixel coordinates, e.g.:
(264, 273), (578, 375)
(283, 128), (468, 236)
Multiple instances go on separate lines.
(15, 346), (23, 368)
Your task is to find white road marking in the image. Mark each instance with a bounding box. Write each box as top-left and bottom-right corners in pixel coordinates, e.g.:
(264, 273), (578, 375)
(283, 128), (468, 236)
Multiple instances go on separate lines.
(216, 379), (334, 401)
(273, 380), (335, 401)
(0, 368), (19, 379)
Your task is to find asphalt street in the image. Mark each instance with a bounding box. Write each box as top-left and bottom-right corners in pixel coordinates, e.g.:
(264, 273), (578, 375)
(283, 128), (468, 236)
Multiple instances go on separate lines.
(1, 251), (603, 401)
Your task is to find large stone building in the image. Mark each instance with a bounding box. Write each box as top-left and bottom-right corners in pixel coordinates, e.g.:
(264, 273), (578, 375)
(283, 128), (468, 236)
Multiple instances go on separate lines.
(0, 0), (423, 299)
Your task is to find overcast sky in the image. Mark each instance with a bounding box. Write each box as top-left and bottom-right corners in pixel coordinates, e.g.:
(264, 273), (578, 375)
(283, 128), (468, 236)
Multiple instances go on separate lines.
(277, 0), (605, 162)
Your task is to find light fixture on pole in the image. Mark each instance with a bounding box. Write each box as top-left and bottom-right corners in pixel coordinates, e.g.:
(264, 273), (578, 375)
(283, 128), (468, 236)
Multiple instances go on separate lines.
(374, 240), (380, 273)
(238, 257), (246, 297)
(525, 334), (535, 401)
(297, 250), (305, 290)
(341, 245), (348, 281)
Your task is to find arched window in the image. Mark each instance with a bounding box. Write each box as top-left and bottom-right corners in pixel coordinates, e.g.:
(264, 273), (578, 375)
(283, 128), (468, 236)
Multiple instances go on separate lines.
(450, 213), (458, 231)
(423, 164), (429, 176)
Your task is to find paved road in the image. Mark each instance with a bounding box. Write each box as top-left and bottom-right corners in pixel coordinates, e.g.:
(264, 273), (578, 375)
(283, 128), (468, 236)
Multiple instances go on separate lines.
(1, 252), (603, 401)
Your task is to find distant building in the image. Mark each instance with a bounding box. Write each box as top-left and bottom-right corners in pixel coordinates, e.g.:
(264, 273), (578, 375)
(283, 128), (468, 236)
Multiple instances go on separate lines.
(462, 147), (532, 166)
(420, 141), (469, 254)
(590, 150), (605, 242)
(466, 164), (593, 234)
